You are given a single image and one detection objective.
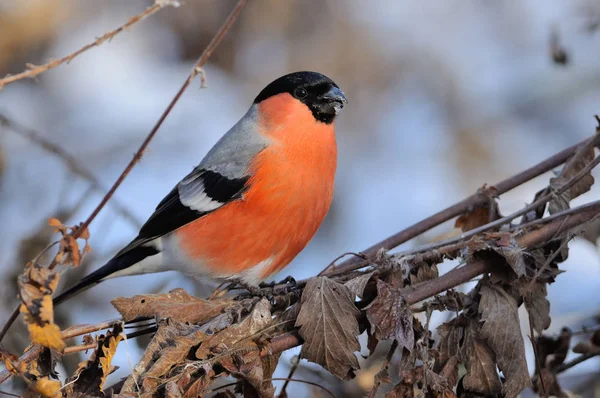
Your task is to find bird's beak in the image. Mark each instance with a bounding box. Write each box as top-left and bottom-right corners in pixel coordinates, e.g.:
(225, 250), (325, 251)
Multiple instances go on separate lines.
(318, 86), (348, 115)
(321, 86), (348, 105)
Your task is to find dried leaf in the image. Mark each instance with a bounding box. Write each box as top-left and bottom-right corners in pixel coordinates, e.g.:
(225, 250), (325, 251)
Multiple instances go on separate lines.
(49, 218), (90, 267)
(27, 377), (62, 397)
(549, 135), (597, 214)
(436, 319), (464, 368)
(490, 242), (528, 277)
(535, 328), (571, 370)
(18, 262), (64, 351)
(461, 320), (502, 395)
(181, 369), (214, 398)
(64, 324), (123, 397)
(522, 282), (551, 334)
(196, 299), (276, 397)
(120, 319), (205, 394)
(295, 277), (360, 380)
(439, 355), (459, 389)
(111, 288), (233, 323)
(195, 298), (271, 359)
(344, 271), (376, 299)
(365, 279), (414, 351)
(455, 199), (501, 232)
(479, 283), (531, 397)
(165, 380), (183, 398)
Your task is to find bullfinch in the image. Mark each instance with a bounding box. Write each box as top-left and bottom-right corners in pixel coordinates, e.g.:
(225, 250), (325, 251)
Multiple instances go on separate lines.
(53, 71), (347, 305)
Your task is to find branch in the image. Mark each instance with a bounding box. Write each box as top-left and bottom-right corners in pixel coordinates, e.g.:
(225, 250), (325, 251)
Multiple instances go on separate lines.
(0, 0), (178, 90)
(325, 135), (598, 278)
(265, 200), (600, 356)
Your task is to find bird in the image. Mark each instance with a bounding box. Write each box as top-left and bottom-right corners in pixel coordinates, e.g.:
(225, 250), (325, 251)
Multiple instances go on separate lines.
(53, 71), (347, 306)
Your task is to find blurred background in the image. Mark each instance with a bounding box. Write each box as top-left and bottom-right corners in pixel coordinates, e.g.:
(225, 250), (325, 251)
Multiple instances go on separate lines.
(1, 0), (599, 396)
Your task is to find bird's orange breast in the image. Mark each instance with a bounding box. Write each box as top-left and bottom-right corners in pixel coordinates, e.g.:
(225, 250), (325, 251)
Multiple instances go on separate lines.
(176, 93), (337, 280)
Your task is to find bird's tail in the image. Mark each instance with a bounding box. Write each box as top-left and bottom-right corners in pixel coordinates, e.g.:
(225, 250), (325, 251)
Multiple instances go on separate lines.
(53, 245), (159, 306)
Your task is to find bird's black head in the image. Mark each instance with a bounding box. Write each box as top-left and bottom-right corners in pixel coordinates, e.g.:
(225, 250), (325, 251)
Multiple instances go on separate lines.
(254, 71), (347, 124)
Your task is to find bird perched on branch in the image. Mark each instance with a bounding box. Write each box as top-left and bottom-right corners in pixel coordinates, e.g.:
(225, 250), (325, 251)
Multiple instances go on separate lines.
(54, 71), (347, 305)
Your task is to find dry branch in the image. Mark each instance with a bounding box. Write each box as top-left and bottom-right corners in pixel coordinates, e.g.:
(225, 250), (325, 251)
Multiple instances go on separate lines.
(0, 0), (179, 90)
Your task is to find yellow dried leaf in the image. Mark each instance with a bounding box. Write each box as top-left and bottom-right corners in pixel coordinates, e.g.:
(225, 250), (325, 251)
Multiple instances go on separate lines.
(47, 217), (64, 230)
(18, 263), (64, 351)
(98, 330), (122, 390)
(30, 376), (62, 398)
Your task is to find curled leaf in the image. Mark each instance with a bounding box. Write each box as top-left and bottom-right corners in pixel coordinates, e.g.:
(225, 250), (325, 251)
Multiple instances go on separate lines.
(64, 324), (123, 397)
(365, 279), (414, 351)
(18, 262), (64, 351)
(479, 283), (531, 397)
(111, 288), (233, 323)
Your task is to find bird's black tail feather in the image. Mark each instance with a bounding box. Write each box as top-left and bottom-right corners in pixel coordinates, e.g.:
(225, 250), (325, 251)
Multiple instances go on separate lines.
(53, 245), (159, 306)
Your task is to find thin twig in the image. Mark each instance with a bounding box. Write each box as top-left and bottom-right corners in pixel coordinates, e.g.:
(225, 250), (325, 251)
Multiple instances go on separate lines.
(0, 114), (141, 227)
(74, 0), (247, 240)
(367, 340), (398, 398)
(63, 343), (96, 355)
(527, 308), (548, 397)
(318, 252), (366, 276)
(556, 350), (600, 373)
(278, 356), (300, 398)
(62, 318), (123, 340)
(0, 0), (178, 89)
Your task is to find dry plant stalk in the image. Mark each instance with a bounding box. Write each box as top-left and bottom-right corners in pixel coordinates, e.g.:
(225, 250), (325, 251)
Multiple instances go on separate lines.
(0, 0), (180, 90)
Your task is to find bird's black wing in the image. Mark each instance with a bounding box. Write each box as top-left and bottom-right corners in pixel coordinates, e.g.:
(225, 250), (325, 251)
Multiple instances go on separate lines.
(117, 168), (250, 256)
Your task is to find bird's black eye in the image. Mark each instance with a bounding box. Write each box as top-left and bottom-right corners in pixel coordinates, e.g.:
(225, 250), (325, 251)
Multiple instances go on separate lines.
(294, 87), (308, 99)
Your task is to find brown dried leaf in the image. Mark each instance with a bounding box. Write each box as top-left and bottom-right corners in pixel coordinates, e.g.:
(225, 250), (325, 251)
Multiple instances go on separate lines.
(165, 380), (183, 398)
(195, 298), (271, 359)
(522, 282), (551, 334)
(534, 327), (571, 371)
(111, 288), (233, 323)
(198, 299), (276, 397)
(18, 262), (64, 351)
(64, 324), (123, 397)
(425, 368), (456, 396)
(365, 279), (414, 351)
(461, 320), (502, 395)
(122, 319), (206, 394)
(479, 283), (531, 397)
(49, 218), (90, 267)
(181, 369), (214, 398)
(491, 242), (528, 277)
(344, 271), (376, 299)
(455, 200), (501, 232)
(439, 355), (459, 389)
(436, 319), (464, 368)
(295, 277), (360, 380)
(551, 136), (597, 210)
